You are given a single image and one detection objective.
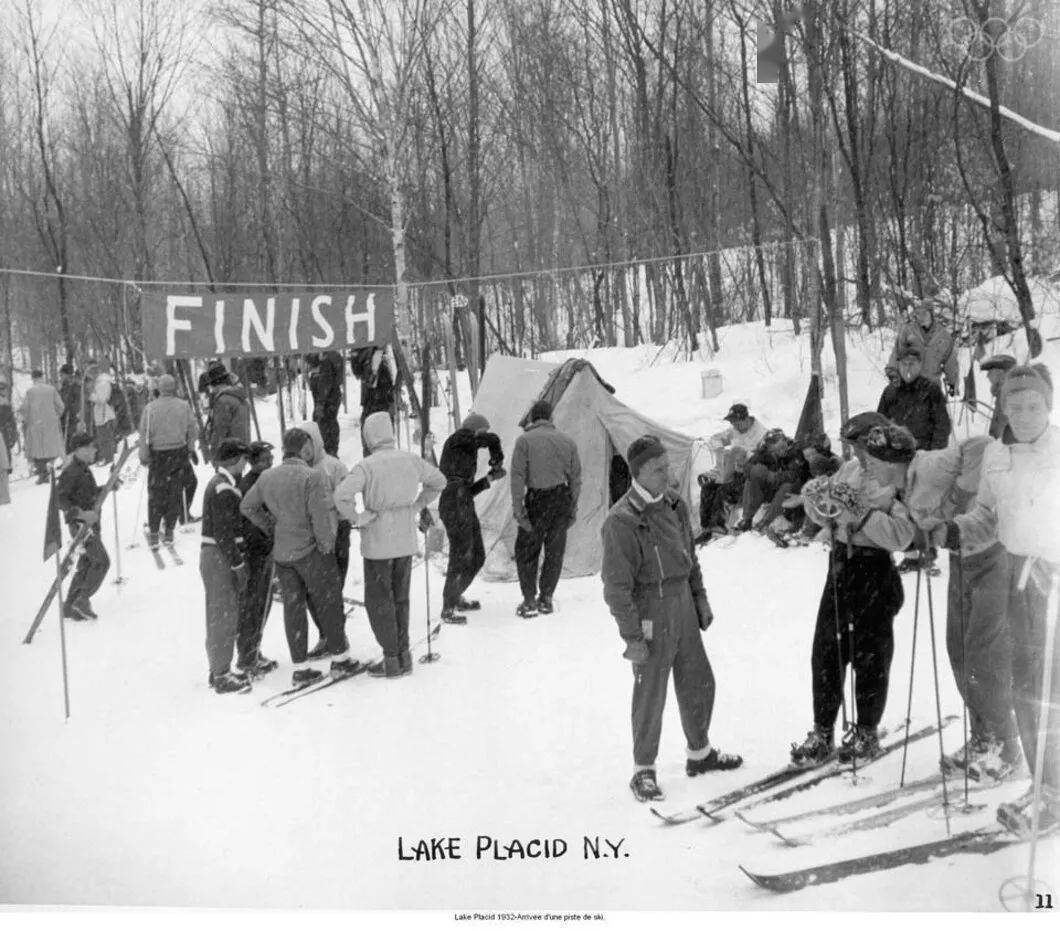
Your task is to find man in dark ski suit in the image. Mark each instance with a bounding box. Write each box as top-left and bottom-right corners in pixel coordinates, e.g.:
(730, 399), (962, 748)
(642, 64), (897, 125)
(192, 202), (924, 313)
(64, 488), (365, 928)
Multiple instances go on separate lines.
(56, 432), (111, 621)
(204, 362), (252, 459)
(602, 436), (743, 803)
(200, 439), (253, 694)
(240, 427), (355, 687)
(437, 412), (504, 624)
(307, 351), (345, 456)
(510, 400), (581, 617)
(877, 346), (950, 451)
(236, 440), (278, 678)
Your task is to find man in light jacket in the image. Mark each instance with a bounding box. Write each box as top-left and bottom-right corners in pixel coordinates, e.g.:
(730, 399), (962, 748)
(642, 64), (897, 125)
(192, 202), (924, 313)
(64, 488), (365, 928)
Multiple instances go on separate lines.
(510, 399), (581, 617)
(334, 411), (445, 678)
(139, 374), (198, 547)
(20, 369), (65, 483)
(240, 427), (355, 687)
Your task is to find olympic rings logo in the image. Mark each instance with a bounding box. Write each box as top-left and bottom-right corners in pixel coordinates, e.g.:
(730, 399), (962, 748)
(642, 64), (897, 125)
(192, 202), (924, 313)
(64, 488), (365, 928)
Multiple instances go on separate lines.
(946, 16), (1046, 62)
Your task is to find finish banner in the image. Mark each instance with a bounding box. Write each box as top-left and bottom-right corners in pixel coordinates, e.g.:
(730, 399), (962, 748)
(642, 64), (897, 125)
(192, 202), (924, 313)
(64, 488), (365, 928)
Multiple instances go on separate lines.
(142, 287), (395, 360)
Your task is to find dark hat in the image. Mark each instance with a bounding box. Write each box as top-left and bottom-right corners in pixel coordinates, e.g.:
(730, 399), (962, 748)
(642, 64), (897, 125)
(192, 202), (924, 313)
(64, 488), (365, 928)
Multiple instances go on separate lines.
(627, 435), (666, 477)
(59, 363), (75, 376)
(69, 431), (95, 451)
(762, 428), (789, 447)
(462, 413), (491, 433)
(528, 400), (553, 422)
(204, 361), (229, 387)
(215, 439), (251, 462)
(862, 424), (917, 464)
(897, 344), (923, 362)
(724, 403), (750, 423)
(980, 353), (1017, 373)
(247, 440), (275, 462)
(840, 411), (890, 445)
(31, 369), (43, 379)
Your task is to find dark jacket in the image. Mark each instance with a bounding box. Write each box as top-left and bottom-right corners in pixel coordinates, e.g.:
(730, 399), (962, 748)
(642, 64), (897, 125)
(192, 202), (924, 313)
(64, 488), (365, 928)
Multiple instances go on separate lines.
(207, 385), (251, 456)
(877, 376), (951, 451)
(601, 487), (709, 642)
(56, 458), (99, 526)
(439, 427), (504, 496)
(0, 403), (17, 456)
(238, 468), (273, 559)
(202, 467), (245, 569)
(309, 351), (345, 410)
(350, 347), (398, 416)
(745, 443), (810, 488)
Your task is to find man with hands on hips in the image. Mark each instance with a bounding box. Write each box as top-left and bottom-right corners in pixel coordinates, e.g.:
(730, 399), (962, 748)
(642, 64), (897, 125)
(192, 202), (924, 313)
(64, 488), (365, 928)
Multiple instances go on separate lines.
(601, 435), (743, 803)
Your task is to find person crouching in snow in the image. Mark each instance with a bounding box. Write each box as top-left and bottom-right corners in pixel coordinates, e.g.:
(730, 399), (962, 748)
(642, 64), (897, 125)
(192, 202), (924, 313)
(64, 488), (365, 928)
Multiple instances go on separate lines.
(904, 435), (1020, 779)
(602, 435), (742, 803)
(734, 428), (809, 534)
(793, 420), (916, 766)
(926, 364), (1060, 836)
(200, 439), (253, 694)
(334, 411), (446, 678)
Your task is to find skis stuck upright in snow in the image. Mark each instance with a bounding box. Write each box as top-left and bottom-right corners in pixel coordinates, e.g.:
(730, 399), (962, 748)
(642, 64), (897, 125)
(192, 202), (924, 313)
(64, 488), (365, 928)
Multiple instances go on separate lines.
(650, 718), (955, 826)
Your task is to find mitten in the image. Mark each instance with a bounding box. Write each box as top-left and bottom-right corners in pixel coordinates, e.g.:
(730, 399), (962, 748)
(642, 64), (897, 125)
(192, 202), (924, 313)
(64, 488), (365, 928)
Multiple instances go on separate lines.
(622, 638), (649, 665)
(516, 515), (533, 533)
(417, 508), (434, 533)
(694, 594), (713, 631)
(487, 465), (507, 482)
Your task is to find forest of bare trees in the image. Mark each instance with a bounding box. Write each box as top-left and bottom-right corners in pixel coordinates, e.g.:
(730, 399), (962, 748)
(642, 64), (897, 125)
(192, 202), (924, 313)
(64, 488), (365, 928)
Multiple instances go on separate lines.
(0, 0), (1057, 379)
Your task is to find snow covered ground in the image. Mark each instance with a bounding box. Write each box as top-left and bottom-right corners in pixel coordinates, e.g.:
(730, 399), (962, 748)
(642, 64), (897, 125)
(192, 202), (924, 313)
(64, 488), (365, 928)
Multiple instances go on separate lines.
(1, 320), (1058, 917)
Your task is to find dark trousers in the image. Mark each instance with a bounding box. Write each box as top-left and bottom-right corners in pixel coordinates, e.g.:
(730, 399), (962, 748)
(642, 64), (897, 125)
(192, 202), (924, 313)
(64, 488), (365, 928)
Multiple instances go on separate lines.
(946, 546), (1018, 751)
(515, 485), (571, 602)
(275, 549), (347, 664)
(66, 529), (110, 605)
(200, 544), (240, 676)
(94, 420), (116, 465)
(440, 484), (485, 610)
(147, 448), (188, 535)
(315, 402), (341, 456)
(179, 462), (198, 522)
(1006, 554), (1060, 793)
(698, 474), (745, 529)
(33, 458), (52, 481)
(631, 586), (715, 768)
(335, 520), (351, 588)
(364, 556), (413, 657)
(237, 549), (273, 666)
(811, 546), (903, 731)
(741, 464), (788, 526)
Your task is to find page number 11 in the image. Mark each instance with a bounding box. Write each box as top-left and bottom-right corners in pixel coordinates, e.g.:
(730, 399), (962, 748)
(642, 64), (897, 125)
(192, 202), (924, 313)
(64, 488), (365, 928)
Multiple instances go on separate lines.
(1037, 893), (1053, 910)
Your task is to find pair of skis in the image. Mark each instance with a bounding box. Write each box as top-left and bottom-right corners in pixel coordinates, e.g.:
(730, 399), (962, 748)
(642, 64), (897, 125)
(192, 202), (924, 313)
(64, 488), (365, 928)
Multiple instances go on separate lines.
(144, 531), (184, 569)
(260, 622), (443, 708)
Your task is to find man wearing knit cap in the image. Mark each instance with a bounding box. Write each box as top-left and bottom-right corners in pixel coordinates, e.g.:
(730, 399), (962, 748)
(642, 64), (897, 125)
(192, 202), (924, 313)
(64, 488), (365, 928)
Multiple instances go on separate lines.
(980, 353), (1017, 439)
(334, 412), (446, 677)
(510, 399), (581, 617)
(602, 435), (742, 803)
(877, 345), (950, 451)
(795, 421), (916, 765)
(927, 363), (1060, 835)
(139, 373), (199, 548)
(437, 412), (505, 623)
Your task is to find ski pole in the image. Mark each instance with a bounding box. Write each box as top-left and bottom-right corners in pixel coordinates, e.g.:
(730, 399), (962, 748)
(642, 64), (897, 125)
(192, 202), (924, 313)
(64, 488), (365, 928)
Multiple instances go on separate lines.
(924, 568), (952, 835)
(420, 531), (440, 664)
(111, 483), (126, 585)
(1023, 570), (1059, 911)
(956, 552), (971, 808)
(899, 562), (923, 787)
(828, 523), (849, 736)
(126, 469), (146, 549)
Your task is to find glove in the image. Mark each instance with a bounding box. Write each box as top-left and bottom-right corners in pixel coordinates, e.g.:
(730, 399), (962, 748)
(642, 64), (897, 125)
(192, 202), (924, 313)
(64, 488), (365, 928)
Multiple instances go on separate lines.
(418, 508), (434, 533)
(912, 525), (932, 553)
(947, 383), (958, 398)
(189, 450), (199, 465)
(694, 594), (713, 631)
(233, 563), (250, 591)
(77, 509), (99, 525)
(622, 638), (650, 665)
(516, 515), (533, 533)
(487, 465), (507, 482)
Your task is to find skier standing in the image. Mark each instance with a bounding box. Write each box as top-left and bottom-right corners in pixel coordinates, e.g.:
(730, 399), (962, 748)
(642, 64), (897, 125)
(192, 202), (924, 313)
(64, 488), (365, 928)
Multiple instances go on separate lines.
(20, 369), (65, 484)
(793, 420), (916, 765)
(437, 412), (505, 623)
(334, 412), (446, 677)
(877, 346), (951, 451)
(602, 435), (743, 803)
(306, 350), (345, 456)
(510, 400), (581, 617)
(200, 438), (254, 694)
(904, 435), (1020, 778)
(56, 432), (110, 620)
(235, 440), (278, 678)
(885, 297), (959, 394)
(203, 362), (251, 458)
(929, 364), (1060, 834)
(138, 374), (198, 548)
(240, 427), (355, 686)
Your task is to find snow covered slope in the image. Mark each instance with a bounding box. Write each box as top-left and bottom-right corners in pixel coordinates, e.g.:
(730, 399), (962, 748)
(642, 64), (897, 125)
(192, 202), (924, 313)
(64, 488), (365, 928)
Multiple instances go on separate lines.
(0, 321), (1057, 911)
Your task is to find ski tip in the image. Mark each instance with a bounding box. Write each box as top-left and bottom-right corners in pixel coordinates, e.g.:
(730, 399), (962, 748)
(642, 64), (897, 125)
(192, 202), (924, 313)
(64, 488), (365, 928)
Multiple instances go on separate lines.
(739, 866), (766, 888)
(696, 805), (725, 822)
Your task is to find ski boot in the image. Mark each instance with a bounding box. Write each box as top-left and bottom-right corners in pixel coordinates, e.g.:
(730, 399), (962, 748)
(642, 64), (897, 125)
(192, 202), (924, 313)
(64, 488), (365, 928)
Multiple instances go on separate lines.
(73, 597), (98, 619)
(838, 724), (882, 764)
(398, 650), (413, 676)
(291, 666), (324, 688)
(516, 600), (539, 618)
(237, 654), (279, 679)
(456, 596), (481, 612)
(630, 769), (665, 803)
(536, 595), (554, 615)
(63, 600), (93, 622)
(330, 656), (361, 679)
(686, 746), (744, 777)
(971, 741), (1023, 782)
(367, 655), (403, 678)
(210, 670), (252, 694)
(790, 726), (835, 768)
(997, 786), (1060, 838)
(147, 531), (160, 551)
(441, 607), (467, 625)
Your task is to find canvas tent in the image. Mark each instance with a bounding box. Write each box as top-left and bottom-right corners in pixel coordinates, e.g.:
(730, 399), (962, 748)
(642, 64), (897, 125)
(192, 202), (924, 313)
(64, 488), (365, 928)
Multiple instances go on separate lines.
(468, 353), (706, 581)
